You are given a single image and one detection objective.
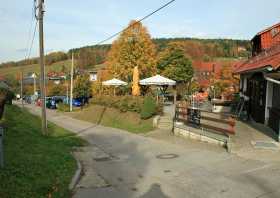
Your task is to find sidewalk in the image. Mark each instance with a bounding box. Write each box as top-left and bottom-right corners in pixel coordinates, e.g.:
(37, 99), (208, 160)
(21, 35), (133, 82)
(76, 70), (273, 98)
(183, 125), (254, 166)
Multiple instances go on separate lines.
(230, 120), (280, 162)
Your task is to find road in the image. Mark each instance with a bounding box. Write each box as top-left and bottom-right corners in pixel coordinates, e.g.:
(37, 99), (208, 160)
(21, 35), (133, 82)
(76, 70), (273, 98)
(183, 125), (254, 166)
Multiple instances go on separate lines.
(21, 103), (280, 198)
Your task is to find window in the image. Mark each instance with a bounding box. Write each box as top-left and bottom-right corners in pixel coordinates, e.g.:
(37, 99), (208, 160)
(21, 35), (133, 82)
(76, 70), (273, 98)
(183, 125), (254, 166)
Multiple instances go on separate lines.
(271, 28), (279, 37)
(90, 73), (97, 81)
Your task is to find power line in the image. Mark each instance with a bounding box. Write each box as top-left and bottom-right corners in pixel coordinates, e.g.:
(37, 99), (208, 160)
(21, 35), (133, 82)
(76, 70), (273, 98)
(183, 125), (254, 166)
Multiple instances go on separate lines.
(26, 20), (38, 60)
(95, 0), (175, 46)
(24, 0), (37, 61)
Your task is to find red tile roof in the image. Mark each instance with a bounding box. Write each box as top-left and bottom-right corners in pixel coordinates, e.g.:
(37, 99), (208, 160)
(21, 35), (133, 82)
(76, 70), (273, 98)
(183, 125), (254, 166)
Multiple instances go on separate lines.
(193, 61), (222, 73)
(234, 45), (280, 73)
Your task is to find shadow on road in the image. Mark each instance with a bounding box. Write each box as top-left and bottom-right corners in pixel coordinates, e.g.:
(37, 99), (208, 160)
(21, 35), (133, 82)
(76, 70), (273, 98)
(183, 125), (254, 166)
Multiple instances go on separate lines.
(74, 130), (171, 198)
(139, 183), (170, 198)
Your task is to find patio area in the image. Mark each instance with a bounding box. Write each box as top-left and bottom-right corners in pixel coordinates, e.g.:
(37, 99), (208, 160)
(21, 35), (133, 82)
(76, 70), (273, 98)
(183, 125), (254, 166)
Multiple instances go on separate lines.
(230, 120), (280, 162)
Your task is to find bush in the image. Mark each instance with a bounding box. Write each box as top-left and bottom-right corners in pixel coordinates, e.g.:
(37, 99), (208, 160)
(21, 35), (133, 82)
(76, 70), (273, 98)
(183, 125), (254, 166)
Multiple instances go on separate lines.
(57, 103), (70, 112)
(91, 95), (161, 119)
(140, 96), (157, 119)
(91, 95), (144, 113)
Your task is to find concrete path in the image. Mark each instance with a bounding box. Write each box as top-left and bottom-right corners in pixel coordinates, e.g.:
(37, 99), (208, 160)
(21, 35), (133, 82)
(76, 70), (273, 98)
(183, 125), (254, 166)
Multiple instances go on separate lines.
(19, 103), (280, 198)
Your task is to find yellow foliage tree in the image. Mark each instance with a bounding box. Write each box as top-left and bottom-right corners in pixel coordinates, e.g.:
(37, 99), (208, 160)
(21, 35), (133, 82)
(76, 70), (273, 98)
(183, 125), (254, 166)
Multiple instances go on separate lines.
(107, 20), (156, 81)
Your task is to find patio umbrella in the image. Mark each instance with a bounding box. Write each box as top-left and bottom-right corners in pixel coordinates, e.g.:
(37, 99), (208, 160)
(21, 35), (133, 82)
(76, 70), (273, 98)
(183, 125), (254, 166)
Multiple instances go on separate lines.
(139, 75), (176, 86)
(102, 78), (128, 96)
(132, 66), (140, 96)
(140, 75), (176, 103)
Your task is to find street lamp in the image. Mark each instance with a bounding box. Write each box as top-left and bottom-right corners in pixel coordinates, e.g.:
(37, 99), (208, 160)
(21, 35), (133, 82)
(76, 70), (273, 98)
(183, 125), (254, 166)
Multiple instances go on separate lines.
(31, 73), (37, 96)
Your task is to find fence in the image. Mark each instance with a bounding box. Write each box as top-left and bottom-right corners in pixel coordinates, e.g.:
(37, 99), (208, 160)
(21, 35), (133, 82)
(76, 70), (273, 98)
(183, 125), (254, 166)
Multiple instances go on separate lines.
(175, 105), (236, 136)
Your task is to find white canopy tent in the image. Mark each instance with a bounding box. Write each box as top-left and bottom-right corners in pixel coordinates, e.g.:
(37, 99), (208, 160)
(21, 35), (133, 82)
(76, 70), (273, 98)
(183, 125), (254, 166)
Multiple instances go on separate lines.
(102, 78), (128, 86)
(139, 75), (176, 86)
(140, 75), (176, 104)
(102, 78), (128, 96)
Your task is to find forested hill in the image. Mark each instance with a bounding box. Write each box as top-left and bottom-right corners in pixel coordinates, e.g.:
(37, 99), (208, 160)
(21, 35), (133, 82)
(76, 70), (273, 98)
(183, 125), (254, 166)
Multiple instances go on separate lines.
(0, 37), (251, 69)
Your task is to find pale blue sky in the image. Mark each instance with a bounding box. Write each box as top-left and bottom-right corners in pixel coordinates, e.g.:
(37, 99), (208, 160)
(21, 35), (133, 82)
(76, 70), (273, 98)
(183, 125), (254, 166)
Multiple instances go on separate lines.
(1, 0), (280, 63)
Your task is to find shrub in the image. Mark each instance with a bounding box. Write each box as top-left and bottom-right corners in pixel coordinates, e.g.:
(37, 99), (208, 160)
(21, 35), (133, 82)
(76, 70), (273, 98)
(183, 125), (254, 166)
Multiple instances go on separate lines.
(48, 84), (66, 96)
(140, 96), (157, 119)
(57, 103), (70, 112)
(91, 95), (161, 119)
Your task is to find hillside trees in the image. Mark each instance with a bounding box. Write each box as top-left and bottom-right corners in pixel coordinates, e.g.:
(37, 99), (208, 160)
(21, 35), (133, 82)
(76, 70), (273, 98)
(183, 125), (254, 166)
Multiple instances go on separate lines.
(73, 45), (110, 69)
(106, 20), (156, 81)
(45, 52), (68, 65)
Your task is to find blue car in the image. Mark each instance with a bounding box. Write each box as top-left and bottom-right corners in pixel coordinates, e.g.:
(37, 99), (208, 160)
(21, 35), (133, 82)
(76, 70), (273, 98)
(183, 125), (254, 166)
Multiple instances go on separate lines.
(72, 98), (82, 107)
(72, 97), (89, 107)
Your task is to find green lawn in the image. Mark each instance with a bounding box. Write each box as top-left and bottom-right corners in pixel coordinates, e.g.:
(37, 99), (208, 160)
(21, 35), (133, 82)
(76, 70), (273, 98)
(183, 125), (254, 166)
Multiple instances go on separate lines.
(68, 105), (154, 133)
(0, 105), (85, 198)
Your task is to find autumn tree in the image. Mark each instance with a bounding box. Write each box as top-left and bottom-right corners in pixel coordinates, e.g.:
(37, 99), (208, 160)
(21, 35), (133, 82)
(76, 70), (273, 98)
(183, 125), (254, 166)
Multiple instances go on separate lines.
(107, 20), (156, 81)
(209, 61), (238, 98)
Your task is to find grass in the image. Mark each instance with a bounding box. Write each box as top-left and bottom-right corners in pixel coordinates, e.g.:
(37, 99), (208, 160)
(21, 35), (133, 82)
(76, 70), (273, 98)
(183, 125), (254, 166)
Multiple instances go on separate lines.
(68, 105), (154, 133)
(0, 105), (85, 198)
(0, 60), (101, 77)
(0, 60), (72, 76)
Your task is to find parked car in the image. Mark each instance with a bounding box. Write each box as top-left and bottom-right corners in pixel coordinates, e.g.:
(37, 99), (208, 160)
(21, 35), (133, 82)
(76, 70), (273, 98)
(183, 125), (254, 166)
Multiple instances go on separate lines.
(72, 98), (82, 107)
(45, 96), (65, 109)
(72, 97), (89, 107)
(36, 98), (42, 106)
(24, 96), (32, 104)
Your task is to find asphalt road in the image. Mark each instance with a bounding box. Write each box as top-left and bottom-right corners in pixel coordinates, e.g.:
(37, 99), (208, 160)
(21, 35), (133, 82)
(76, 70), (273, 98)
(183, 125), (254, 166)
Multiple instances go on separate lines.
(20, 103), (280, 198)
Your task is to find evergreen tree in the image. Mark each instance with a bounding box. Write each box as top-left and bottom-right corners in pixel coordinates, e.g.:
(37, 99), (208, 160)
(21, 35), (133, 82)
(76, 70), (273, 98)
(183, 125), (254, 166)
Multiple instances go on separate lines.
(73, 74), (92, 99)
(157, 42), (193, 83)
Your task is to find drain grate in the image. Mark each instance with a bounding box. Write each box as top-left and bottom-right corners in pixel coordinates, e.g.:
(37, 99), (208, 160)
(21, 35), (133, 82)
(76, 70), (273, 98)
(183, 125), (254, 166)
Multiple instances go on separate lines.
(156, 154), (179, 159)
(253, 141), (279, 150)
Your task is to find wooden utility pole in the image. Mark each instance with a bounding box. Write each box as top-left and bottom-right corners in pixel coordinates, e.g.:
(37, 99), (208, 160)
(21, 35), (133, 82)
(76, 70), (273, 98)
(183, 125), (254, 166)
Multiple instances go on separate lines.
(70, 52), (74, 112)
(37, 0), (47, 134)
(21, 70), (24, 108)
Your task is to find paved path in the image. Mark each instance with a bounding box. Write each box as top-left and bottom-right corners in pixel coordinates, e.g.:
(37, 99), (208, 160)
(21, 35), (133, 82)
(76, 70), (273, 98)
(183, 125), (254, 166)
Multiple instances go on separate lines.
(19, 103), (280, 198)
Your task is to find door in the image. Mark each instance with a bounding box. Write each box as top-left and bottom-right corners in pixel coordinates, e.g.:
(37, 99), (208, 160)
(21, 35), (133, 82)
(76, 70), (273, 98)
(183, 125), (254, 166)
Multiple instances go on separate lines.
(248, 73), (266, 123)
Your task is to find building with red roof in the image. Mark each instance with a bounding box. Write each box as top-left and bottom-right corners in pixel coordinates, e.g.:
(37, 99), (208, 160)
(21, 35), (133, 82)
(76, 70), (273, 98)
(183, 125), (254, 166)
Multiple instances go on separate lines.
(234, 22), (280, 139)
(193, 61), (222, 88)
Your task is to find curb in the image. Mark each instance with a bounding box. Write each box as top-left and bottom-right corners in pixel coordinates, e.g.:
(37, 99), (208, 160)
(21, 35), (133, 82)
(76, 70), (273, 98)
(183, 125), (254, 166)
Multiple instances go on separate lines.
(69, 153), (82, 190)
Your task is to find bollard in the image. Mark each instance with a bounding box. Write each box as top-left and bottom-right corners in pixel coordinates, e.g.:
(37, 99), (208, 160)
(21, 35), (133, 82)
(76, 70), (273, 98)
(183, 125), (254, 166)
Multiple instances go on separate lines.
(0, 126), (3, 168)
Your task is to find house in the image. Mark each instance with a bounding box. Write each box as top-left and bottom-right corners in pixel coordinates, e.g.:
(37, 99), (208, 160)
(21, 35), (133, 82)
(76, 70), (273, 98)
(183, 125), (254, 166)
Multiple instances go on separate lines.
(47, 71), (66, 85)
(234, 22), (280, 139)
(192, 61), (222, 88)
(87, 64), (109, 82)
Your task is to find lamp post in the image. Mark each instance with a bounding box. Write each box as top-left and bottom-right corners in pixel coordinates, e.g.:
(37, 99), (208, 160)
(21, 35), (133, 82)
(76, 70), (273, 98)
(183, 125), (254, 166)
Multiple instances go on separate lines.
(31, 73), (37, 96)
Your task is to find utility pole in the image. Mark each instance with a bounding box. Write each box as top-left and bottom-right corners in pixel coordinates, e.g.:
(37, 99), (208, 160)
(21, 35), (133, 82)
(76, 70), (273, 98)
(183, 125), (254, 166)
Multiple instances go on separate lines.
(21, 70), (24, 108)
(37, 0), (47, 134)
(70, 52), (74, 112)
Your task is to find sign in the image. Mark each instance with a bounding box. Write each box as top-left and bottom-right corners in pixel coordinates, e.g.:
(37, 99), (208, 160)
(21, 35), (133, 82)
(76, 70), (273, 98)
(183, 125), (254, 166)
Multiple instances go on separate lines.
(187, 107), (201, 126)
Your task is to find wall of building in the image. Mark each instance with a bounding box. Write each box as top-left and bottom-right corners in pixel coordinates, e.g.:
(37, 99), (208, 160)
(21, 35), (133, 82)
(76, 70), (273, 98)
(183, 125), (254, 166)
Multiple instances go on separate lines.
(260, 25), (280, 50)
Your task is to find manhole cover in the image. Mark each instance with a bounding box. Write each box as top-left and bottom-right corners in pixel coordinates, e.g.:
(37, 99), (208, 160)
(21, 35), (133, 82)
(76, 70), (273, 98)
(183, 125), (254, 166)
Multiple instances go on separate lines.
(93, 157), (112, 162)
(156, 154), (179, 159)
(253, 141), (279, 150)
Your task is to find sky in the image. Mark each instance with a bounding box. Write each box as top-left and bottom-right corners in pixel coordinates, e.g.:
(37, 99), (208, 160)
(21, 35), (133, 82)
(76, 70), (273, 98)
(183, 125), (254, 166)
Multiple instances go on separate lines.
(1, 0), (280, 63)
